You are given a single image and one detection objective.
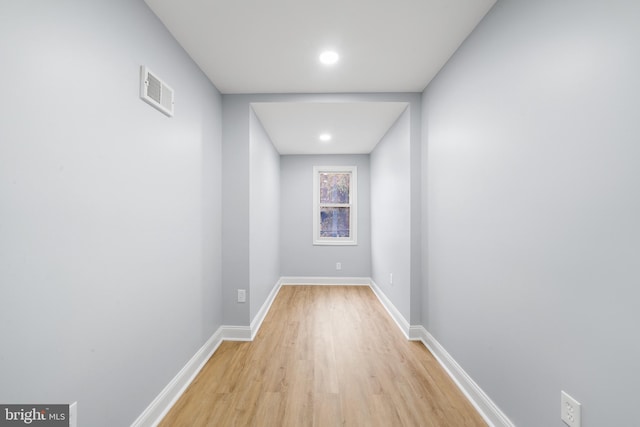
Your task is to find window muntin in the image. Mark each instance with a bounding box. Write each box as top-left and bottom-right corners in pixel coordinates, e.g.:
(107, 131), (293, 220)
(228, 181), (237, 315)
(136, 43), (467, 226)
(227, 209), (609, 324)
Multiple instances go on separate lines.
(313, 166), (357, 245)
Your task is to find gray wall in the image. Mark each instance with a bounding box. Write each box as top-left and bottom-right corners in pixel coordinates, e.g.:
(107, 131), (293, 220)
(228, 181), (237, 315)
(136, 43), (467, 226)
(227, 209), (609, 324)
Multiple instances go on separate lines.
(223, 93), (422, 327)
(422, 0), (640, 425)
(370, 109), (412, 321)
(0, 1), (223, 426)
(222, 95), (251, 326)
(368, 93), (422, 325)
(249, 109), (281, 320)
(280, 155), (371, 277)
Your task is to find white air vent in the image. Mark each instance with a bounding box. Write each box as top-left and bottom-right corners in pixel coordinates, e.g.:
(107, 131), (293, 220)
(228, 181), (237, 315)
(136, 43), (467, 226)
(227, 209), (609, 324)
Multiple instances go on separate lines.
(140, 66), (174, 117)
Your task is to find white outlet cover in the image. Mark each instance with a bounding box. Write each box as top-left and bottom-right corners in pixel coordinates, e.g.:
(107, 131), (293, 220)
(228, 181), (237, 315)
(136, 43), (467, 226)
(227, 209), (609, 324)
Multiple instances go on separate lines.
(561, 391), (581, 427)
(69, 401), (77, 427)
(237, 289), (246, 303)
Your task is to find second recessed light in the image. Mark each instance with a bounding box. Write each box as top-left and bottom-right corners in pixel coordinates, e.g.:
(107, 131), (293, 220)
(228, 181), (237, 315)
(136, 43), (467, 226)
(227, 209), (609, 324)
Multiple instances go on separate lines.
(319, 51), (339, 65)
(319, 133), (332, 142)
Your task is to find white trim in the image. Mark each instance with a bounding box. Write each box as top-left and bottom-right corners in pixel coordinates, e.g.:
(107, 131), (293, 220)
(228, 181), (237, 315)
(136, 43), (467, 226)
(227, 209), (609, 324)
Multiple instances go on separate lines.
(368, 279), (411, 339)
(134, 278), (512, 427)
(69, 402), (77, 427)
(132, 280), (281, 426)
(408, 325), (427, 341)
(280, 276), (370, 286)
(368, 283), (513, 427)
(249, 278), (283, 340)
(410, 326), (515, 427)
(221, 326), (252, 341)
(313, 165), (358, 245)
(130, 327), (224, 427)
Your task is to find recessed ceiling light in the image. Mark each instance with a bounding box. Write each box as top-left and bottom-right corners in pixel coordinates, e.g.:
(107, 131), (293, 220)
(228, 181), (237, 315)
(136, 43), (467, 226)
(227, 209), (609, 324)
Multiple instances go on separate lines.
(319, 51), (339, 65)
(319, 133), (332, 142)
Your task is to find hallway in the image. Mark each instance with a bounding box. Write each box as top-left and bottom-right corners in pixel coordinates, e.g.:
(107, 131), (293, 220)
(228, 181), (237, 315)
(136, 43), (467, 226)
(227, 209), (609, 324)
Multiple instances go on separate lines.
(159, 286), (486, 426)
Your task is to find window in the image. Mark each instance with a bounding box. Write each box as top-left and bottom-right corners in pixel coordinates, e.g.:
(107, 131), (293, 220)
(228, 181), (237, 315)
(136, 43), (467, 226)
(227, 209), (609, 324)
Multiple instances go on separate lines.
(313, 166), (357, 245)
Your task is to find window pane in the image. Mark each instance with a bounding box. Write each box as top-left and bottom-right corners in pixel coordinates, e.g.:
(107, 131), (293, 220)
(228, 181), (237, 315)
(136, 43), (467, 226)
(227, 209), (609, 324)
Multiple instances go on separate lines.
(319, 173), (350, 204)
(320, 207), (350, 238)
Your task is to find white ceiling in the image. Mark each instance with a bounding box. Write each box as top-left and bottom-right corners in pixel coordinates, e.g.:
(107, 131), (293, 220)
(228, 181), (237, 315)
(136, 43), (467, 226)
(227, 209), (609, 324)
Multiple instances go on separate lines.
(144, 0), (496, 154)
(251, 102), (408, 155)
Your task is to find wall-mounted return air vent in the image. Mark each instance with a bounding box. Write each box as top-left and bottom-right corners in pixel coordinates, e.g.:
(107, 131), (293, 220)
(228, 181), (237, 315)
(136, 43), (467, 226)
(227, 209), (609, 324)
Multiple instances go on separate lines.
(140, 66), (174, 117)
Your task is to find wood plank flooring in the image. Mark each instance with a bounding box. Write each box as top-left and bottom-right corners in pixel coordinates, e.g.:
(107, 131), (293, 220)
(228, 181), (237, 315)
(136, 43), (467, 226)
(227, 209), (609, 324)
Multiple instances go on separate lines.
(159, 286), (487, 427)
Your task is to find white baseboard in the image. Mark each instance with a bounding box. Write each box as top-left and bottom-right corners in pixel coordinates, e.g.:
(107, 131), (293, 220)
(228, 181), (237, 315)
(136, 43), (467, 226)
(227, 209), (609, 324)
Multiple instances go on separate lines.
(133, 279), (280, 425)
(410, 326), (514, 427)
(368, 279), (410, 339)
(280, 276), (371, 286)
(134, 277), (511, 427)
(249, 278), (283, 340)
(366, 283), (512, 427)
(220, 325), (252, 341)
(130, 327), (224, 427)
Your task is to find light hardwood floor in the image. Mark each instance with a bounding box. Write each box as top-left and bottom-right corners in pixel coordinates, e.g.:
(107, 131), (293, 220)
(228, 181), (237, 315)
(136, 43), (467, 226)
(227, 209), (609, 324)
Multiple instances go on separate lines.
(159, 285), (487, 427)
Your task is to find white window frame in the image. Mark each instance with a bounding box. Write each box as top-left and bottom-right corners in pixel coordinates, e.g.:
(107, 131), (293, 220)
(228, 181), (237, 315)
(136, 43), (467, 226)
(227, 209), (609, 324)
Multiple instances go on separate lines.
(313, 165), (357, 246)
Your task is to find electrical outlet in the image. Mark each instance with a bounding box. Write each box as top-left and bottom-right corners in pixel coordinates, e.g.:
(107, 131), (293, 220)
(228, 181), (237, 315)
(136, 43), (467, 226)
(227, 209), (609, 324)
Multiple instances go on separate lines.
(561, 391), (581, 427)
(390, 273), (393, 285)
(69, 402), (77, 427)
(336, 262), (342, 271)
(237, 289), (246, 303)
